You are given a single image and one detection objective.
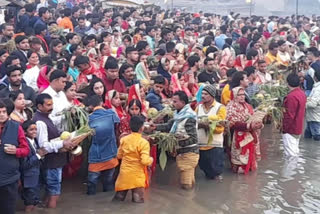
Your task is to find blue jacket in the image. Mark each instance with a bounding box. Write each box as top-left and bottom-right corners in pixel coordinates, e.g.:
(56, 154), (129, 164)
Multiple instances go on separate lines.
(20, 139), (41, 188)
(146, 89), (164, 111)
(0, 120), (20, 187)
(88, 108), (120, 164)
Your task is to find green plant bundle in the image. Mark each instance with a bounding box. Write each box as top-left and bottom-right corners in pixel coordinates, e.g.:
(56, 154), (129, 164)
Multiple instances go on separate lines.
(64, 106), (89, 132)
(149, 132), (178, 171)
(251, 84), (289, 128)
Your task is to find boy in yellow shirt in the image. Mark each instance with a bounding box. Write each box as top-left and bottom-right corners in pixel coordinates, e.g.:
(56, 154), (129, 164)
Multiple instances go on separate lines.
(113, 116), (153, 203)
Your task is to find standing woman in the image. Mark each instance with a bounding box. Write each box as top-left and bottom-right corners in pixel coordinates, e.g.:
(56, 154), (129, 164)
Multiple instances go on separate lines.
(226, 87), (263, 174)
(9, 90), (32, 123)
(49, 39), (64, 62)
(64, 81), (81, 106)
(105, 89), (126, 120)
(23, 50), (41, 92)
(88, 78), (107, 103)
(127, 84), (149, 117)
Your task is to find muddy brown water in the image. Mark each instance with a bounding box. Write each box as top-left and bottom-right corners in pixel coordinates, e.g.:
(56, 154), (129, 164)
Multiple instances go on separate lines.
(16, 126), (320, 214)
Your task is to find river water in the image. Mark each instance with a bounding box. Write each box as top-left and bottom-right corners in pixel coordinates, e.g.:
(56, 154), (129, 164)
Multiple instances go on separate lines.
(16, 125), (320, 214)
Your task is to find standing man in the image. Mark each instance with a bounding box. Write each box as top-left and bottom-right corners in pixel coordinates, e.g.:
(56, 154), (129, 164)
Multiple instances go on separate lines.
(0, 24), (14, 43)
(33, 94), (74, 208)
(282, 73), (306, 156)
(152, 91), (199, 190)
(0, 100), (29, 214)
(305, 69), (320, 141)
(256, 60), (272, 84)
(0, 65), (36, 103)
(58, 8), (74, 32)
(33, 7), (50, 30)
(104, 57), (126, 93)
(198, 57), (221, 84)
(42, 70), (69, 131)
(197, 85), (226, 181)
(239, 26), (251, 55)
(84, 95), (119, 195)
(12, 35), (30, 68)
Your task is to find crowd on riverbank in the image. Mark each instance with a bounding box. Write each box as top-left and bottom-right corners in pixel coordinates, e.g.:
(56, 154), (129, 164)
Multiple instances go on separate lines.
(1, 0), (320, 213)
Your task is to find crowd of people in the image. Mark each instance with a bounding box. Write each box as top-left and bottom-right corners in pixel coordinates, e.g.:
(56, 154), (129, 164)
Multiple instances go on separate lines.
(1, 0), (320, 213)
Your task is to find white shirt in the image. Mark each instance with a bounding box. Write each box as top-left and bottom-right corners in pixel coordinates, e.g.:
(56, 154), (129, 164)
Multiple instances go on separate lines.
(257, 71), (272, 84)
(36, 120), (63, 153)
(26, 137), (41, 159)
(42, 86), (71, 132)
(23, 66), (40, 92)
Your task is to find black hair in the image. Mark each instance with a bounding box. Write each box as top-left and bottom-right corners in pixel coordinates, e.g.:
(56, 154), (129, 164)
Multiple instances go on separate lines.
(74, 55), (90, 67)
(166, 42), (176, 53)
(277, 40), (286, 46)
(25, 3), (35, 13)
(173, 90), (189, 105)
(308, 47), (320, 57)
(129, 115), (145, 132)
(128, 99), (142, 112)
(246, 48), (258, 60)
(125, 46), (138, 55)
(0, 99), (9, 115)
(38, 7), (48, 18)
(258, 60), (267, 65)
(230, 71), (246, 89)
(34, 24), (47, 35)
(36, 93), (52, 107)
(84, 94), (103, 108)
(161, 28), (172, 38)
(205, 46), (218, 56)
(22, 120), (36, 132)
(104, 56), (119, 70)
(27, 50), (39, 59)
(204, 57), (214, 65)
(9, 90), (24, 102)
(287, 73), (300, 87)
(15, 35), (28, 44)
(122, 34), (132, 42)
(187, 55), (200, 67)
(6, 65), (23, 77)
(88, 77), (106, 102)
(241, 26), (250, 35)
(136, 41), (149, 52)
(66, 33), (77, 43)
(203, 36), (214, 47)
(146, 26), (155, 35)
(119, 63), (134, 79)
(155, 48), (165, 56)
(64, 8), (72, 17)
(49, 69), (67, 82)
(71, 6), (80, 15)
(244, 66), (256, 77)
(78, 16), (85, 21)
(70, 44), (80, 54)
(315, 68), (320, 82)
(154, 75), (165, 85)
(269, 42), (279, 50)
(64, 81), (74, 92)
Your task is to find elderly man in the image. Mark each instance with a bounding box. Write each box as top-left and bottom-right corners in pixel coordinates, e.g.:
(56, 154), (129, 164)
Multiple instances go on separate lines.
(152, 91), (199, 190)
(196, 85), (226, 181)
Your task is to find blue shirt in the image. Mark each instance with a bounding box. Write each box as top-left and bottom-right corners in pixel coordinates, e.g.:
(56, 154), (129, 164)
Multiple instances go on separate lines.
(215, 34), (227, 50)
(88, 109), (120, 163)
(146, 89), (164, 111)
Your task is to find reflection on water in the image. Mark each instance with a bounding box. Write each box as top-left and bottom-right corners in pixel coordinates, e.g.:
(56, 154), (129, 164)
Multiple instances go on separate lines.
(16, 126), (320, 214)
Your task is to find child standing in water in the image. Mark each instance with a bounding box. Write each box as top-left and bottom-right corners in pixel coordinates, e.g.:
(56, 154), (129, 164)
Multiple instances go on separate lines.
(21, 120), (47, 212)
(113, 116), (153, 203)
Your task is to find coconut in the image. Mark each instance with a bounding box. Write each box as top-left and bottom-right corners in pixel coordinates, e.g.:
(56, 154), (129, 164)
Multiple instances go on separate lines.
(60, 131), (71, 140)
